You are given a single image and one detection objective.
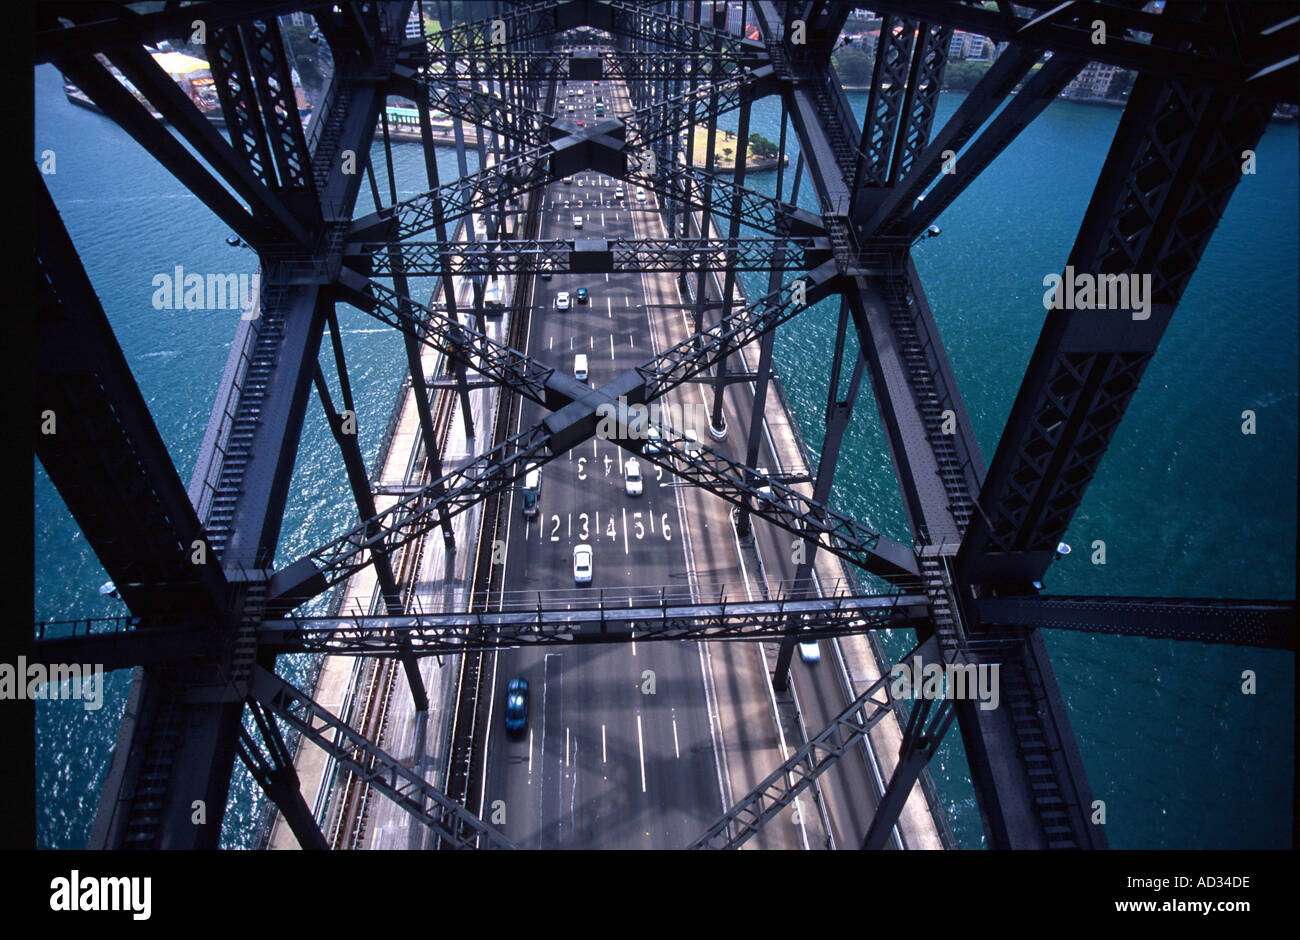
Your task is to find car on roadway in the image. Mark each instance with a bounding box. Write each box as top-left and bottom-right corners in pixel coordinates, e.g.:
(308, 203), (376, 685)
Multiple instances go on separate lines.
(615, 187), (625, 199)
(521, 466), (542, 518)
(504, 678), (529, 733)
(683, 428), (701, 456)
(574, 353), (588, 381)
(644, 424), (663, 455)
(799, 641), (821, 664)
(575, 287), (589, 304)
(573, 543), (593, 583)
(573, 214), (583, 229)
(636, 187), (646, 203)
(624, 458), (643, 496)
(564, 176), (573, 184)
(540, 259), (553, 280)
(754, 466), (773, 502)
(555, 290), (571, 310)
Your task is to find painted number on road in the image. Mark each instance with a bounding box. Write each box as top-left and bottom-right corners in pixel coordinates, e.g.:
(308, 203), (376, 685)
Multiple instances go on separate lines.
(550, 514), (561, 542)
(578, 512), (590, 540)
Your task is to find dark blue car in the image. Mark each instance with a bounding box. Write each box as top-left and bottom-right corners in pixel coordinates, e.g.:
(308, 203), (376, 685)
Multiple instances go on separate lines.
(504, 678), (529, 733)
(576, 287), (589, 304)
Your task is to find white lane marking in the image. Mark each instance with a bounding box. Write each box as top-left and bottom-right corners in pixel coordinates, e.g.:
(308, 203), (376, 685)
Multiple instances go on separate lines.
(672, 716), (680, 759)
(610, 333), (615, 360)
(566, 726), (570, 768)
(622, 506), (629, 555)
(528, 728), (534, 775)
(629, 334), (634, 348)
(636, 713), (647, 793)
(602, 212), (606, 226)
(602, 724), (606, 764)
(606, 296), (612, 319)
(590, 334), (595, 349)
(549, 335), (553, 350)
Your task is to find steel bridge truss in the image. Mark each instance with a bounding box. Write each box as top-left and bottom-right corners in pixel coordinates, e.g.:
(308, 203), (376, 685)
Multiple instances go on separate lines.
(31, 0), (1297, 853)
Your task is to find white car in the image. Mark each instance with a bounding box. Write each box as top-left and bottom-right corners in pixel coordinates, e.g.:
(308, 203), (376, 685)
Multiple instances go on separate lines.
(573, 543), (593, 583)
(615, 187), (625, 199)
(555, 291), (571, 310)
(624, 458), (643, 496)
(755, 466), (773, 502)
(799, 640), (821, 663)
(573, 214), (583, 229)
(564, 176), (573, 184)
(683, 428), (700, 456)
(636, 187), (646, 203)
(574, 353), (588, 381)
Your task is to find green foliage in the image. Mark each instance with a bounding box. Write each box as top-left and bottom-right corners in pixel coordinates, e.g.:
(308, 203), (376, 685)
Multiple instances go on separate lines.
(831, 47), (872, 86)
(748, 132), (779, 159)
(944, 60), (991, 92)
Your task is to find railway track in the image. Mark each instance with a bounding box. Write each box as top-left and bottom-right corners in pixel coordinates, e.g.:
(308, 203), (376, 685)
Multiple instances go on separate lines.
(325, 163), (544, 849)
(325, 381), (457, 849)
(441, 186), (543, 846)
(441, 262), (534, 842)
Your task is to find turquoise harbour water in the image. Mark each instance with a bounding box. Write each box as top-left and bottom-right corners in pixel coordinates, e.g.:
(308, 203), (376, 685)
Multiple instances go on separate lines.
(33, 65), (1295, 849)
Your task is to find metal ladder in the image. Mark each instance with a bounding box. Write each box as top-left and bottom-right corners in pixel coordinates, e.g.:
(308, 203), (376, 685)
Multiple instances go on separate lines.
(883, 276), (974, 531)
(206, 285), (287, 560)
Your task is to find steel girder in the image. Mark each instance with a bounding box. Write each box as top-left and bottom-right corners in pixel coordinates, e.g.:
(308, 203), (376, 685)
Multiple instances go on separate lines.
(891, 51), (1087, 242)
(858, 15), (917, 187)
(857, 42), (1044, 237)
(690, 638), (941, 849)
(33, 1), (305, 63)
(635, 163), (824, 237)
(249, 667), (515, 849)
(976, 595), (1297, 650)
(104, 41), (313, 244)
(334, 270), (567, 408)
(53, 52), (280, 247)
(391, 67), (554, 148)
(257, 592), (930, 655)
(268, 402), (919, 613)
(35, 174), (232, 622)
(959, 64), (1278, 589)
(356, 235), (831, 277)
(233, 697), (328, 850)
(753, 0), (1101, 851)
(865, 0), (1298, 98)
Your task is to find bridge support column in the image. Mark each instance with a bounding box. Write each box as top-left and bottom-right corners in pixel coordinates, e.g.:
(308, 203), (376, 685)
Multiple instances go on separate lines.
(235, 699), (329, 850)
(709, 90), (753, 439)
(862, 695), (957, 850)
(312, 363), (428, 713)
(773, 303), (868, 690)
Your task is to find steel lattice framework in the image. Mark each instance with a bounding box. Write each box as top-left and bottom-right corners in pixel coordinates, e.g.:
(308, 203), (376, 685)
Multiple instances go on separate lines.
(31, 0), (1297, 852)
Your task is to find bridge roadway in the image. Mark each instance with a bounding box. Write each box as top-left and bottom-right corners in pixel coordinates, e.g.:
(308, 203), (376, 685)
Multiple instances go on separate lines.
(271, 58), (944, 851)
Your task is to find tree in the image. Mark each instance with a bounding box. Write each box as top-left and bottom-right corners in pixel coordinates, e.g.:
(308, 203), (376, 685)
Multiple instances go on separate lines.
(748, 133), (779, 159)
(831, 47), (872, 86)
(943, 61), (990, 92)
